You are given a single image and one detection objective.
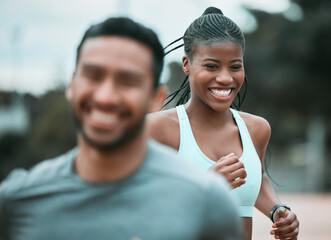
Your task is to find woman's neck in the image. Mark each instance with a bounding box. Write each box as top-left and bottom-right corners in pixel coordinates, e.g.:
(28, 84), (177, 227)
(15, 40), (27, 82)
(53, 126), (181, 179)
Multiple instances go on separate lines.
(185, 99), (233, 128)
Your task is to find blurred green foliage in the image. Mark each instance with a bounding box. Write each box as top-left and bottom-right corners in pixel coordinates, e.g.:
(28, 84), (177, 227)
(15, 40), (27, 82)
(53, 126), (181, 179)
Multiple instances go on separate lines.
(243, 0), (331, 148)
(0, 90), (76, 181)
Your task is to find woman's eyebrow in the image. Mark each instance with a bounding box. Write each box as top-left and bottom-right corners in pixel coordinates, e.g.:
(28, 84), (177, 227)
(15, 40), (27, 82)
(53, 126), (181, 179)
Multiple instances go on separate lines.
(202, 58), (243, 63)
(202, 58), (220, 63)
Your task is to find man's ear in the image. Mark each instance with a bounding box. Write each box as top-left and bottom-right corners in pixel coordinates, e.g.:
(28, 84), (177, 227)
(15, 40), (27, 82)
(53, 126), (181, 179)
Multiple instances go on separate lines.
(182, 56), (190, 76)
(149, 85), (167, 113)
(66, 73), (75, 101)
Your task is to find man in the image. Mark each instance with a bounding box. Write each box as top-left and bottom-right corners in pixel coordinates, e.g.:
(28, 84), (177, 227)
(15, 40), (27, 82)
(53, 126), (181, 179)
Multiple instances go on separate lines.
(0, 17), (242, 240)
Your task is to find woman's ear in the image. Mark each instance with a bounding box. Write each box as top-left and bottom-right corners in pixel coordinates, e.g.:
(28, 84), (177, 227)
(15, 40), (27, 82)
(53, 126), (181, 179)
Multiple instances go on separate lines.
(182, 56), (190, 76)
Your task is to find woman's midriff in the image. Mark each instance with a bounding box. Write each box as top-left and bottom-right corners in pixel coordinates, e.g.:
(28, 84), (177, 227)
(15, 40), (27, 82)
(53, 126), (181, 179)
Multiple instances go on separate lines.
(242, 217), (252, 240)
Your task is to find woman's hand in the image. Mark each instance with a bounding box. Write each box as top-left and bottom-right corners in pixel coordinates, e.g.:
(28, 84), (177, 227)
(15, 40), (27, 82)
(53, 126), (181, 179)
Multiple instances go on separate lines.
(270, 207), (299, 240)
(208, 153), (247, 189)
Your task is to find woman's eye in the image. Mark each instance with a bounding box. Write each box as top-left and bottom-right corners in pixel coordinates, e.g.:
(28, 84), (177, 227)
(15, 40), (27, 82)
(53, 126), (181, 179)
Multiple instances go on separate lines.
(231, 65), (242, 70)
(205, 64), (217, 70)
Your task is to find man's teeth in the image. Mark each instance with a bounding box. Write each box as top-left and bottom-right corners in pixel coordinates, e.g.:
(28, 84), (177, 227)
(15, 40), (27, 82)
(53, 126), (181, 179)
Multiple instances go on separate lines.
(90, 110), (118, 124)
(210, 89), (231, 97)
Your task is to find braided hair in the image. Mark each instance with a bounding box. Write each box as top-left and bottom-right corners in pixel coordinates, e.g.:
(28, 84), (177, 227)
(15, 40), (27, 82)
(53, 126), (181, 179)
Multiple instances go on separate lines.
(164, 7), (247, 109)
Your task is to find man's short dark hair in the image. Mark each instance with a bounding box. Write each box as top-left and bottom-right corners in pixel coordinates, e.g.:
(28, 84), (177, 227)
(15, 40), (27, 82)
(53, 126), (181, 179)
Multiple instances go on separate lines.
(76, 17), (164, 88)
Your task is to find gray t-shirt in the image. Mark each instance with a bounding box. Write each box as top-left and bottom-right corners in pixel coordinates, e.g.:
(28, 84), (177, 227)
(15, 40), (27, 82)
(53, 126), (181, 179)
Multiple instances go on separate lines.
(0, 140), (242, 240)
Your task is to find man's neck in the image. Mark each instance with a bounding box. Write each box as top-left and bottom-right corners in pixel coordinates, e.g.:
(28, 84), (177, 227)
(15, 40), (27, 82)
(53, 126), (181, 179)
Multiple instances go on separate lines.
(74, 134), (147, 182)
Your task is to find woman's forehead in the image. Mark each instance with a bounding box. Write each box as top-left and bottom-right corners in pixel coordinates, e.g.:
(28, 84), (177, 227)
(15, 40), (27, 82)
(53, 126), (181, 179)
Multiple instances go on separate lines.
(192, 42), (244, 59)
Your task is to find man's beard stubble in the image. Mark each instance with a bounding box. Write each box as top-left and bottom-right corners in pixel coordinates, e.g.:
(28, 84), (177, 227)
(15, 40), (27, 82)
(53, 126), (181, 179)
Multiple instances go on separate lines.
(68, 104), (146, 150)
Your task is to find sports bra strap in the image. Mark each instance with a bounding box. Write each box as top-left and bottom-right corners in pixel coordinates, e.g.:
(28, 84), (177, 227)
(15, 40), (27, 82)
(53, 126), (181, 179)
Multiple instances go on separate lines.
(230, 108), (256, 151)
(176, 105), (187, 120)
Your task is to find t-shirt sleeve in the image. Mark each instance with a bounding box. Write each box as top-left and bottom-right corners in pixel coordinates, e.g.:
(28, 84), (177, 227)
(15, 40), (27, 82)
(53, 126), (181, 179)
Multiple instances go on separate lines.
(0, 181), (9, 240)
(0, 169), (27, 240)
(200, 173), (243, 240)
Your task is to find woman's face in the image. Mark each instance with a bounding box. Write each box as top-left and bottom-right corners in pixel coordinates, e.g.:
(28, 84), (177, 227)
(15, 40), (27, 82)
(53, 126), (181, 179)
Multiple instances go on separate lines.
(182, 42), (244, 111)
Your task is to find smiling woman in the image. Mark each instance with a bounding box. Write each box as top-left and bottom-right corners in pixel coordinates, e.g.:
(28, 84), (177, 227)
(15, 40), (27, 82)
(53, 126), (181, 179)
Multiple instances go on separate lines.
(146, 6), (300, 240)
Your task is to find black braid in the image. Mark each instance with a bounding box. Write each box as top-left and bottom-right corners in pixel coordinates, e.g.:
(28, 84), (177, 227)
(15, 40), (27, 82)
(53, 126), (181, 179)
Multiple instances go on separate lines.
(164, 36), (183, 50)
(231, 76), (248, 110)
(202, 6), (223, 15)
(164, 43), (184, 56)
(163, 6), (247, 110)
(164, 76), (189, 107)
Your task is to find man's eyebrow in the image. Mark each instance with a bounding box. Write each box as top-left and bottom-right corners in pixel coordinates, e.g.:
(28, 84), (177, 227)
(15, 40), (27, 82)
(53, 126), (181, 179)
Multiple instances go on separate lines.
(81, 63), (104, 71)
(80, 63), (146, 79)
(119, 70), (145, 79)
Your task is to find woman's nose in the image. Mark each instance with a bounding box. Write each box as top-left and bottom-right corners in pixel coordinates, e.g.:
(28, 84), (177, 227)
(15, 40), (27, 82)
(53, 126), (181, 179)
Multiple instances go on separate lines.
(215, 69), (233, 85)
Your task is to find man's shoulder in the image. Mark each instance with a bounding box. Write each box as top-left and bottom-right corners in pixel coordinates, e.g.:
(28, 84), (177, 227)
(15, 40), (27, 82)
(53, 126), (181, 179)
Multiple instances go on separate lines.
(0, 148), (77, 200)
(146, 140), (232, 193)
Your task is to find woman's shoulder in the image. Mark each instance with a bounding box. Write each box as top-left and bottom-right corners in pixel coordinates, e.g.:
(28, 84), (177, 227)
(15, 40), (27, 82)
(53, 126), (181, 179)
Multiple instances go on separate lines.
(236, 110), (271, 154)
(147, 108), (178, 127)
(146, 108), (180, 149)
(236, 111), (271, 133)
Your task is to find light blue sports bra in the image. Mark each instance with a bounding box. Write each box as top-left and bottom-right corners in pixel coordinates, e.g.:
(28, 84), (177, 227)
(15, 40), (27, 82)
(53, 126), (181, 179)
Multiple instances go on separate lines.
(176, 105), (262, 217)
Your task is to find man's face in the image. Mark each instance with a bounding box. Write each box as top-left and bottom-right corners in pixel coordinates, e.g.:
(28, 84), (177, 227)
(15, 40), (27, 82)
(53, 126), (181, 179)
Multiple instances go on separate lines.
(66, 36), (162, 149)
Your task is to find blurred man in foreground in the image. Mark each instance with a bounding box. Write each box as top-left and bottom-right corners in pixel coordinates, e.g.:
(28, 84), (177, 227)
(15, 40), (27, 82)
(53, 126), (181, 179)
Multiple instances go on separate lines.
(0, 17), (242, 240)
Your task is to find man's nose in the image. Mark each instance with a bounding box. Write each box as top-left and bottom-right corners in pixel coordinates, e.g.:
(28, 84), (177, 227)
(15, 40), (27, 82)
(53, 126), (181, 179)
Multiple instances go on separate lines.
(93, 79), (120, 105)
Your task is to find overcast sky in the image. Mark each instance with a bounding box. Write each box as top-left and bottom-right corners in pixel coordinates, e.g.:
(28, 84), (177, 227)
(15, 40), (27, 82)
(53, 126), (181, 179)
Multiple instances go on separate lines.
(0, 0), (296, 95)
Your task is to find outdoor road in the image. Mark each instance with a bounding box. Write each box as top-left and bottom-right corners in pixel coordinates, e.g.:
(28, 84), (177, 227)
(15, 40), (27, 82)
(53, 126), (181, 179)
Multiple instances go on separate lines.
(252, 193), (331, 240)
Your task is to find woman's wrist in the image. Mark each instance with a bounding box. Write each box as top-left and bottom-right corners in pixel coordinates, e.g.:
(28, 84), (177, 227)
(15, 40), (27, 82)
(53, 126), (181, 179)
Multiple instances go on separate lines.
(269, 204), (291, 222)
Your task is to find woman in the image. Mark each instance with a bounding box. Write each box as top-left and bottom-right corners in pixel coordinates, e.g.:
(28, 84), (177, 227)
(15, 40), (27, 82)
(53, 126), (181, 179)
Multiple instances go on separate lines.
(146, 7), (299, 240)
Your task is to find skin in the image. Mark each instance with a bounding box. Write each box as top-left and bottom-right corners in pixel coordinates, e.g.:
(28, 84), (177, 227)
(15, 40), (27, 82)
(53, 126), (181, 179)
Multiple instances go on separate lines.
(66, 36), (166, 182)
(146, 42), (299, 240)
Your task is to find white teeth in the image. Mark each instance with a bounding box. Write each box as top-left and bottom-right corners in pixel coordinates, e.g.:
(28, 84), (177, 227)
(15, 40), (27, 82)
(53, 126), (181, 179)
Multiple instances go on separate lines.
(210, 89), (231, 97)
(90, 110), (118, 124)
